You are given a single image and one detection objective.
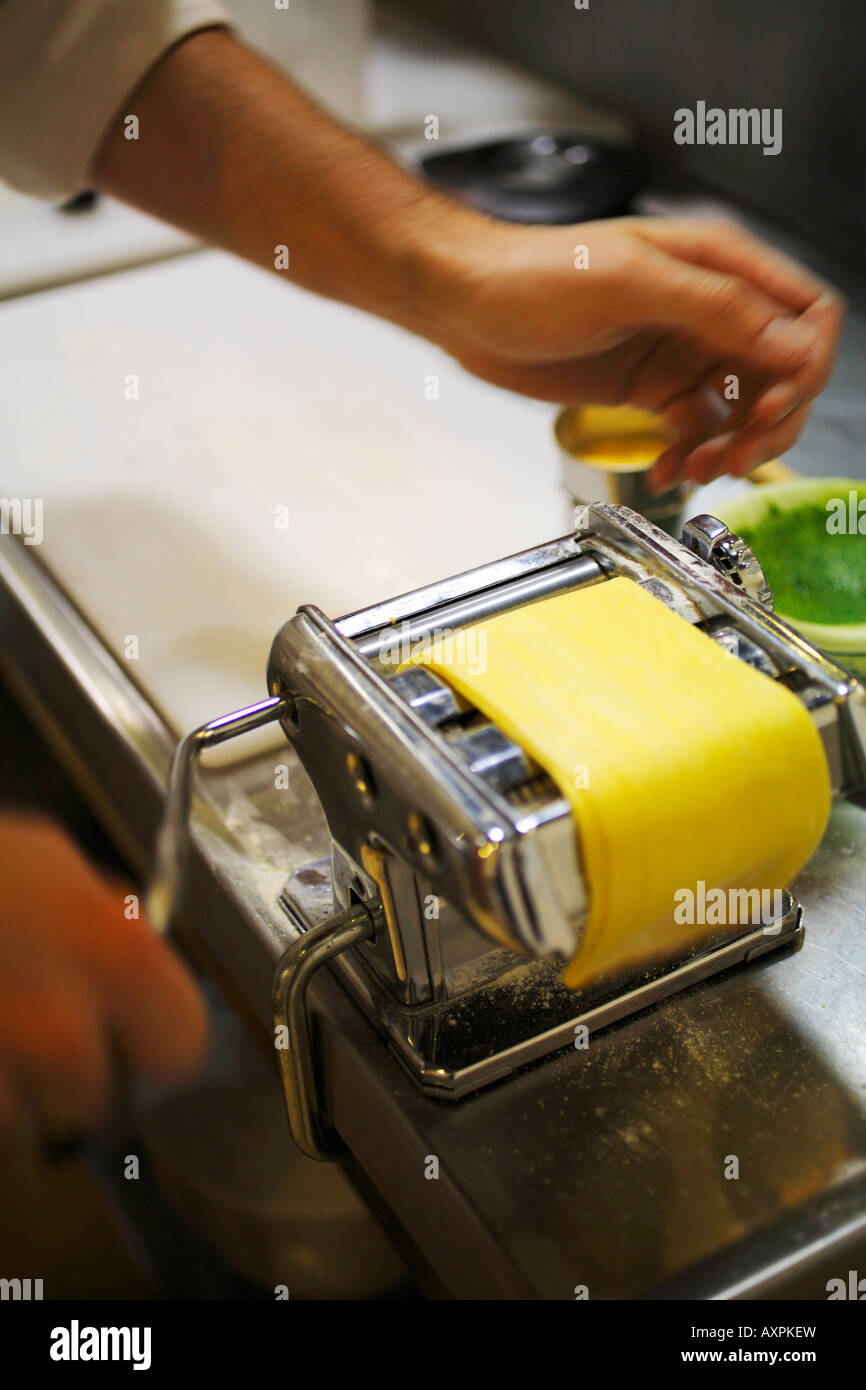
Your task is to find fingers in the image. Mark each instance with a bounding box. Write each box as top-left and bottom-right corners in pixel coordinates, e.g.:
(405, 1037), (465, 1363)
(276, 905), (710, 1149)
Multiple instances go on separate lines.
(622, 227), (843, 442)
(633, 216), (835, 315)
(98, 917), (208, 1082)
(614, 232), (842, 489)
(450, 226), (841, 494)
(666, 292), (842, 486)
(452, 328), (721, 411)
(0, 962), (108, 1140)
(627, 242), (821, 373)
(452, 334), (802, 494)
(621, 332), (719, 414)
(0, 1063), (27, 1146)
(649, 393), (814, 490)
(0, 816), (208, 1143)
(701, 401), (814, 481)
(748, 294), (843, 427)
(647, 386), (730, 492)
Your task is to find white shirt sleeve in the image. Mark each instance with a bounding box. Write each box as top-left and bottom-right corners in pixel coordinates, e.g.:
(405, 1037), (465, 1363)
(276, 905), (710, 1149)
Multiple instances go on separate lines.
(0, 0), (233, 199)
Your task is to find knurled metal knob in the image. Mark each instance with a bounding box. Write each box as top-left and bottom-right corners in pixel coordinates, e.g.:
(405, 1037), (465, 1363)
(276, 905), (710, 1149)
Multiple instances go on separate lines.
(682, 514), (774, 611)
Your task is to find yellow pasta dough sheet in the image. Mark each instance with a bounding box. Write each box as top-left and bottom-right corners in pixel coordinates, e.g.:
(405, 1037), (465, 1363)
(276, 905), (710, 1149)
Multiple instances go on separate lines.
(418, 576), (831, 989)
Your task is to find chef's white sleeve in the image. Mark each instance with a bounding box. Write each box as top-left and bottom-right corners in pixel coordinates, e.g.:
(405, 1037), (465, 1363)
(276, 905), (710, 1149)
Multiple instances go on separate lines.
(0, 0), (233, 199)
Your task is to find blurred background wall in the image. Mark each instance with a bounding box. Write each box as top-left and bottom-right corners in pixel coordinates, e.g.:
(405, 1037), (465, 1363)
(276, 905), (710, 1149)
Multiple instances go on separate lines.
(395, 0), (864, 266)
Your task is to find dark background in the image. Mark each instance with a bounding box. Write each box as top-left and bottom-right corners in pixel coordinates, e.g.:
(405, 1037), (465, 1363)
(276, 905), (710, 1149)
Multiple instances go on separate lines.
(396, 0), (865, 266)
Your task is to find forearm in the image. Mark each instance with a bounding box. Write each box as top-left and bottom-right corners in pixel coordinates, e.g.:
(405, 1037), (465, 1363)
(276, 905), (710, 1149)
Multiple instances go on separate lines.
(92, 28), (472, 335)
(89, 23), (839, 489)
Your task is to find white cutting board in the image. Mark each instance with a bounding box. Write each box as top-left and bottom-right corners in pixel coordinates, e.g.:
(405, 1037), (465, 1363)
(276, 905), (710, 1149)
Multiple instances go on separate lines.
(3, 250), (569, 757)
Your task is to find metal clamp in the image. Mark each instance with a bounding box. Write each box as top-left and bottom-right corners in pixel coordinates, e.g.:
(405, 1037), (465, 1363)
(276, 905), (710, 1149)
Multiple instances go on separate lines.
(272, 900), (376, 1160)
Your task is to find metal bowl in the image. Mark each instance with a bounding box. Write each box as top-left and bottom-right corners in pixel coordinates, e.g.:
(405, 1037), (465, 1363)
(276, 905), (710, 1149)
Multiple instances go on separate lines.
(555, 404), (692, 536)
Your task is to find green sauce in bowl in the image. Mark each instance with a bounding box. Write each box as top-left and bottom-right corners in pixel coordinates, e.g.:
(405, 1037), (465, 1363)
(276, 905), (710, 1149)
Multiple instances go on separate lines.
(737, 497), (866, 626)
(716, 478), (866, 676)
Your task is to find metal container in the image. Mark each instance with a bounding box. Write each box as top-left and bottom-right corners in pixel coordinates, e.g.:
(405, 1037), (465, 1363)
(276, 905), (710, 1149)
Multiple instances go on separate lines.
(555, 404), (692, 536)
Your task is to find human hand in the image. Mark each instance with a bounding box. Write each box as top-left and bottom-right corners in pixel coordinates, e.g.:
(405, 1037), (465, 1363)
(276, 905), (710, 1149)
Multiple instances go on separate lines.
(0, 814), (206, 1146)
(419, 213), (843, 489)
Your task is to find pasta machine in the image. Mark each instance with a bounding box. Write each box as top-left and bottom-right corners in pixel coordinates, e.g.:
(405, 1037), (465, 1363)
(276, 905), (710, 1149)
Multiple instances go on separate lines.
(148, 504), (866, 1159)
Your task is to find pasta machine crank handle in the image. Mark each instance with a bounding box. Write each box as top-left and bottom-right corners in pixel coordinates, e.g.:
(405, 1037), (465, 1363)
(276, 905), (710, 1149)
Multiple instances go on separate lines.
(144, 690), (375, 1161)
(145, 694), (293, 935)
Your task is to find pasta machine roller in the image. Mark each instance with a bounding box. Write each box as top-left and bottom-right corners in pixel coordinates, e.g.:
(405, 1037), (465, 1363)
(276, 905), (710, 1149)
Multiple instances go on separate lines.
(149, 504), (866, 1158)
